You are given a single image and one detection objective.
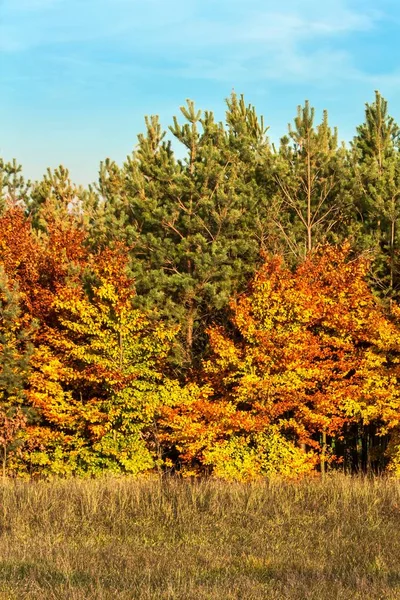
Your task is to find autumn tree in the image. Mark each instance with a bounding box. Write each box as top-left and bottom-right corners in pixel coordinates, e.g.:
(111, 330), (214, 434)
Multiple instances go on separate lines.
(162, 245), (400, 478)
(31, 247), (179, 475)
(0, 266), (35, 476)
(1, 215), (182, 476)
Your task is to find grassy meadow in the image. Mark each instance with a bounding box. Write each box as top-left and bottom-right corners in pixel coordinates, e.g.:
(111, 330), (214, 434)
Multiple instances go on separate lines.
(0, 475), (400, 599)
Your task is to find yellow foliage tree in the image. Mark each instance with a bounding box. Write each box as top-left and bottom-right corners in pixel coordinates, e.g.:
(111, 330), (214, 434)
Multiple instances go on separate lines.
(162, 245), (400, 478)
(27, 248), (180, 476)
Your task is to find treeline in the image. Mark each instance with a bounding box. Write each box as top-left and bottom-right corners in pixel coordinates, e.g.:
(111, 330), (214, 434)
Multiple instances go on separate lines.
(2, 91), (400, 479)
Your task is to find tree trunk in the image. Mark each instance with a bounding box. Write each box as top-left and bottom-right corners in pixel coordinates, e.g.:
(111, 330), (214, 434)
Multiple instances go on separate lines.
(306, 133), (312, 254)
(390, 215), (395, 294)
(186, 301), (195, 360)
(2, 444), (6, 480)
(321, 429), (327, 477)
(361, 426), (368, 474)
(118, 329), (123, 371)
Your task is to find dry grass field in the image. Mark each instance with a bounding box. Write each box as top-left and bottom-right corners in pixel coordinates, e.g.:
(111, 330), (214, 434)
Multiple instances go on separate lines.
(0, 475), (400, 599)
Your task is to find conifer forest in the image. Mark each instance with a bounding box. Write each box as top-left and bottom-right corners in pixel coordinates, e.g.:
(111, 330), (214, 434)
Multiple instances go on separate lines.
(3, 90), (400, 481)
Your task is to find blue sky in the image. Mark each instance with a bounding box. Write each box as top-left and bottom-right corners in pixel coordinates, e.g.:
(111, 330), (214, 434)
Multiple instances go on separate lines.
(1, 0), (400, 185)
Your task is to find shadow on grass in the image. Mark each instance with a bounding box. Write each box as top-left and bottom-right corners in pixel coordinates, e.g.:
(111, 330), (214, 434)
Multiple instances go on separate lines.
(0, 562), (94, 589)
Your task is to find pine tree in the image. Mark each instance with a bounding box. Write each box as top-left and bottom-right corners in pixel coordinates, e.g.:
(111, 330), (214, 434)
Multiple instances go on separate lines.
(225, 93), (278, 254)
(87, 96), (270, 367)
(352, 91), (400, 301)
(272, 101), (349, 259)
(28, 166), (83, 232)
(0, 158), (31, 214)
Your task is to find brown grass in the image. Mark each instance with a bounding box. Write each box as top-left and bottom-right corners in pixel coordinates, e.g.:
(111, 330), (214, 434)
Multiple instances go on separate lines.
(0, 475), (400, 599)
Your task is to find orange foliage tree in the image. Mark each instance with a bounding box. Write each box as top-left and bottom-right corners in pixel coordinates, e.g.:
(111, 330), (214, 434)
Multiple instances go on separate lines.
(27, 246), (179, 476)
(0, 207), (180, 476)
(162, 245), (400, 479)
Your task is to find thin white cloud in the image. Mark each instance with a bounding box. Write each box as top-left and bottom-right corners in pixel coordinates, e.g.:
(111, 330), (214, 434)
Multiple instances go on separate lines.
(0, 0), (392, 87)
(0, 0), (376, 50)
